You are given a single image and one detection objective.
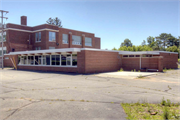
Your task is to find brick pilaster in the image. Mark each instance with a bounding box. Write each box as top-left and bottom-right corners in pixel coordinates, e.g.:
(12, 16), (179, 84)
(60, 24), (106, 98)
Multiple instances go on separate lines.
(69, 32), (72, 48)
(158, 57), (163, 72)
(82, 34), (85, 48)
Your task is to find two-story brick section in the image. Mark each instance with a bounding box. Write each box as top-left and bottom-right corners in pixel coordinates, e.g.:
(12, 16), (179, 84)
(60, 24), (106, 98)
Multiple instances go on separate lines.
(1, 16), (178, 73)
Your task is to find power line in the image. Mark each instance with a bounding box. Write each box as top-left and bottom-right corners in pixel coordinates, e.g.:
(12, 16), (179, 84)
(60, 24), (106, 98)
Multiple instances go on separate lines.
(0, 10), (8, 69)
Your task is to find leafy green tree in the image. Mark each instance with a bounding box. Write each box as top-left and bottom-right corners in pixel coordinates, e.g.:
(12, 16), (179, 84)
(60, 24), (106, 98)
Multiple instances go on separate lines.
(147, 36), (155, 47)
(112, 47), (117, 50)
(120, 39), (133, 47)
(156, 33), (172, 50)
(166, 45), (178, 52)
(46, 17), (62, 27)
(141, 40), (146, 46)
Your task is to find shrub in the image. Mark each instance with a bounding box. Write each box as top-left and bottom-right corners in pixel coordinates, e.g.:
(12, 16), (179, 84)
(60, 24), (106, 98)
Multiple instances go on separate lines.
(161, 97), (166, 106)
(118, 68), (124, 72)
(163, 107), (170, 120)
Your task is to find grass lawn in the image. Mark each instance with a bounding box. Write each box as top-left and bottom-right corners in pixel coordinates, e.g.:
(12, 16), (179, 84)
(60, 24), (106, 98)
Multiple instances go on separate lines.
(121, 99), (180, 120)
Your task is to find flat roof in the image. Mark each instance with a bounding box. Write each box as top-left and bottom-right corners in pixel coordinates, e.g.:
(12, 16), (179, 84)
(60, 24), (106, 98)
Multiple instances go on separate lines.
(5, 48), (178, 56)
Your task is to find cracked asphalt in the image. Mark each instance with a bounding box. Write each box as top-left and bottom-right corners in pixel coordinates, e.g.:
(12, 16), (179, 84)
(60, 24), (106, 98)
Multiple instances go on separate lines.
(0, 68), (180, 120)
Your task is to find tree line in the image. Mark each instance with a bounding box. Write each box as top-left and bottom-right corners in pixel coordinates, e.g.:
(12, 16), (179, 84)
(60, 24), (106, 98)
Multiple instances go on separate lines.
(112, 33), (180, 54)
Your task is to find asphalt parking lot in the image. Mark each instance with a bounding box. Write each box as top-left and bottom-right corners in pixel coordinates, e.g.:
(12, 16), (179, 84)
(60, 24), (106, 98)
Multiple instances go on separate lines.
(0, 68), (180, 120)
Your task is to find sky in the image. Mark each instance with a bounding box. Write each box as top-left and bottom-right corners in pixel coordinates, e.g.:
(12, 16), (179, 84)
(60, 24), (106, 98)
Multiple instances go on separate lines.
(0, 0), (179, 50)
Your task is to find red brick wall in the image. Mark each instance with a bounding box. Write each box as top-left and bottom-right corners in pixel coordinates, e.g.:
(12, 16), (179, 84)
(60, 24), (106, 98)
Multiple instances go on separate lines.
(94, 37), (101, 49)
(160, 53), (178, 69)
(141, 58), (158, 69)
(122, 58), (140, 70)
(84, 50), (121, 73)
(17, 66), (78, 73)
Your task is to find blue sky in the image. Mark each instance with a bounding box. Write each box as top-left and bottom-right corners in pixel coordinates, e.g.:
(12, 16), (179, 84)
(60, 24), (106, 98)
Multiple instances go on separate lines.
(0, 0), (179, 49)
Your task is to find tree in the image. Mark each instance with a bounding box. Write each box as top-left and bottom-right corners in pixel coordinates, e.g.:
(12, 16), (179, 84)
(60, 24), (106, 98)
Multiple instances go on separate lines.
(156, 33), (172, 50)
(120, 39), (133, 47)
(147, 36), (155, 47)
(46, 17), (62, 27)
(112, 47), (117, 50)
(141, 40), (146, 46)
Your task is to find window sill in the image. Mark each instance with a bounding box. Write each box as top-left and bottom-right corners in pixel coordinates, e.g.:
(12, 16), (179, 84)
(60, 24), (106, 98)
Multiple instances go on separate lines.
(49, 41), (56, 42)
(72, 44), (82, 46)
(85, 45), (92, 47)
(35, 41), (41, 43)
(63, 43), (69, 44)
(18, 64), (77, 68)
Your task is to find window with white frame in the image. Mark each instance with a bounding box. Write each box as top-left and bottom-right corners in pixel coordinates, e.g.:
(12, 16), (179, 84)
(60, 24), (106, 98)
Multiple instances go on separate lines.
(18, 54), (77, 67)
(35, 47), (41, 50)
(0, 31), (6, 42)
(49, 32), (56, 42)
(85, 37), (92, 46)
(72, 35), (81, 45)
(49, 47), (55, 49)
(35, 32), (41, 42)
(62, 34), (68, 44)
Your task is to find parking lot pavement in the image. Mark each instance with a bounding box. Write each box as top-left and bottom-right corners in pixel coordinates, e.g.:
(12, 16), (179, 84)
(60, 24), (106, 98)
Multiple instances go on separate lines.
(0, 68), (180, 120)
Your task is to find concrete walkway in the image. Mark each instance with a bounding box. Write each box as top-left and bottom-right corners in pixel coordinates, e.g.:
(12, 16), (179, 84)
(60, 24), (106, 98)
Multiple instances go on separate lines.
(96, 71), (157, 79)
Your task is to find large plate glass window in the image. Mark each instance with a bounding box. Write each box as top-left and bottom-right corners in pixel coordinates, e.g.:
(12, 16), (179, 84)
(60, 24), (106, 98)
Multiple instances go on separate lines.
(66, 54), (71, 66)
(49, 32), (56, 42)
(72, 54), (77, 66)
(62, 34), (68, 44)
(28, 56), (34, 65)
(35, 32), (41, 42)
(72, 35), (81, 45)
(46, 55), (50, 65)
(85, 37), (92, 46)
(61, 55), (66, 66)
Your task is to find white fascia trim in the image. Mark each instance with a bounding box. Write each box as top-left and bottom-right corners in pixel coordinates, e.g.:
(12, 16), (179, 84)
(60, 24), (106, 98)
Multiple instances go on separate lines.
(8, 48), (81, 55)
(4, 28), (59, 33)
(80, 48), (119, 53)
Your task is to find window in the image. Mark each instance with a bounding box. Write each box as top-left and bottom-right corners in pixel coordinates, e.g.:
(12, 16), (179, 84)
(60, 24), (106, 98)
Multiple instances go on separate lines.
(85, 37), (92, 46)
(46, 55), (51, 65)
(123, 55), (128, 57)
(19, 56), (26, 65)
(0, 31), (6, 42)
(129, 55), (134, 57)
(61, 55), (66, 65)
(72, 35), (81, 45)
(18, 54), (77, 67)
(35, 47), (41, 50)
(49, 32), (56, 42)
(28, 56), (34, 65)
(49, 47), (55, 49)
(72, 54), (77, 66)
(0, 50), (6, 56)
(66, 54), (71, 66)
(135, 55), (140, 57)
(62, 34), (68, 44)
(35, 32), (41, 42)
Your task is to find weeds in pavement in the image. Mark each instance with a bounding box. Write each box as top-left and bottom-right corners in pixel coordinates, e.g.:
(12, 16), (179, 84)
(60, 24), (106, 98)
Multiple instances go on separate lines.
(118, 68), (124, 72)
(121, 97), (180, 120)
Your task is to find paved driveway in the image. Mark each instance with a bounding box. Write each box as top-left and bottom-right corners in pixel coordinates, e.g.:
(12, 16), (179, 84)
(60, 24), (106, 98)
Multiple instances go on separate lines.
(0, 68), (179, 120)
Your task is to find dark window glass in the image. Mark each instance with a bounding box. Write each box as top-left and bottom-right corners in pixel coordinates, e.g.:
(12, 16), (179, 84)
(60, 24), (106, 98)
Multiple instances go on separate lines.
(67, 55), (71, 65)
(61, 55), (66, 65)
(129, 55), (134, 57)
(123, 55), (128, 57)
(72, 54), (77, 66)
(46, 55), (50, 65)
(51, 55), (56, 65)
(35, 56), (39, 65)
(56, 55), (60, 65)
(135, 55), (140, 57)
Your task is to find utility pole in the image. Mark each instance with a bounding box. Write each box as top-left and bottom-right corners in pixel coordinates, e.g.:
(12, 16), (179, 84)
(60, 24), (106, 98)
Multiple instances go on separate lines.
(0, 10), (8, 69)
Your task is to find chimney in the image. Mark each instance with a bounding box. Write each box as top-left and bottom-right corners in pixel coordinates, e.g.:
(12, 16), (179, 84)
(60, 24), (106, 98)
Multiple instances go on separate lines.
(21, 16), (27, 25)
